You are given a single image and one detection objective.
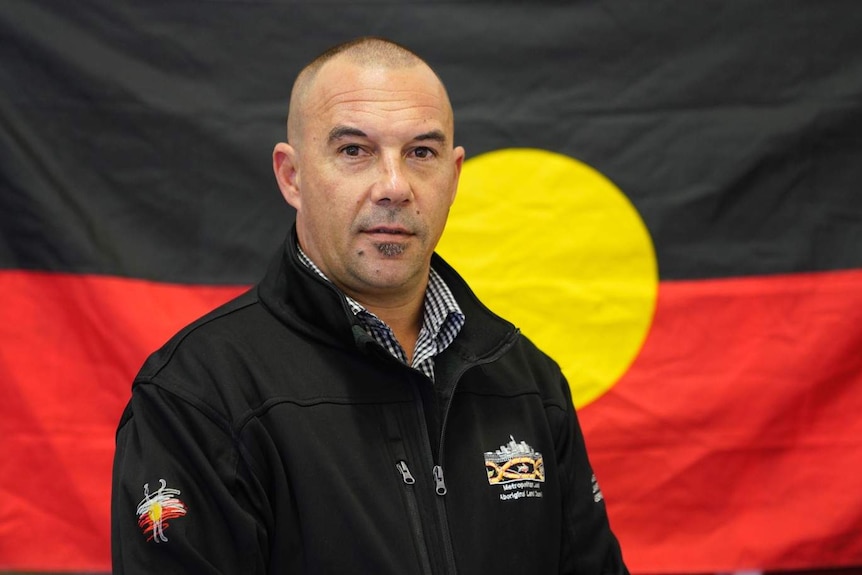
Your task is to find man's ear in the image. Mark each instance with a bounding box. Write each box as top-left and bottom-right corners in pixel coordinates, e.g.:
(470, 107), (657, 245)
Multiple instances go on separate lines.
(449, 145), (466, 206)
(273, 142), (301, 210)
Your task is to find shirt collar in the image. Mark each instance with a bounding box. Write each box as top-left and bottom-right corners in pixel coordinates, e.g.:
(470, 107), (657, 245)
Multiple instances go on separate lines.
(296, 245), (465, 348)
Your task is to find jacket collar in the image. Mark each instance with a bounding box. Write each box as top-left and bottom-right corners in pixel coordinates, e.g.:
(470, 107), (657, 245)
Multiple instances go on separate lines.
(257, 225), (518, 362)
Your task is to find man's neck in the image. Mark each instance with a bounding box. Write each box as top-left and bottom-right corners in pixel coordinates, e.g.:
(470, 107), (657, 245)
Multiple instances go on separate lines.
(348, 287), (426, 364)
(294, 243), (428, 362)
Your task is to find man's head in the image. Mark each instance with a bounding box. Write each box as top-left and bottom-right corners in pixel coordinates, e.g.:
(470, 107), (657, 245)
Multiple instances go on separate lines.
(272, 37), (465, 307)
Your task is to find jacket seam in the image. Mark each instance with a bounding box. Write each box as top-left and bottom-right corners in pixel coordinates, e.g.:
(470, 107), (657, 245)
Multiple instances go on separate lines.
(235, 395), (416, 432)
(144, 295), (259, 380)
(135, 375), (269, 477)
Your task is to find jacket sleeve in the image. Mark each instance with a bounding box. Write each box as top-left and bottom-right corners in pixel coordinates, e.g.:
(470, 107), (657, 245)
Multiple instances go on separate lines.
(111, 380), (279, 574)
(553, 372), (630, 575)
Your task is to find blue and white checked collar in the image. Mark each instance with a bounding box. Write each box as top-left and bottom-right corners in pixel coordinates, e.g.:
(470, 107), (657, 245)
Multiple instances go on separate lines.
(297, 246), (465, 382)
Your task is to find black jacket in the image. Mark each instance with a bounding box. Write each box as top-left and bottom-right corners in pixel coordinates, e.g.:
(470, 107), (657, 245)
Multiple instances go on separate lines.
(112, 230), (629, 574)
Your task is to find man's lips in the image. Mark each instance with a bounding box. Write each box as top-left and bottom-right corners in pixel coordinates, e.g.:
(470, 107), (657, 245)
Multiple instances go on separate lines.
(359, 226), (416, 257)
(362, 226), (413, 236)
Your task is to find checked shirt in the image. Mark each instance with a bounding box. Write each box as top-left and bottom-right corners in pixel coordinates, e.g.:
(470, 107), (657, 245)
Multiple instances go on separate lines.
(297, 247), (465, 383)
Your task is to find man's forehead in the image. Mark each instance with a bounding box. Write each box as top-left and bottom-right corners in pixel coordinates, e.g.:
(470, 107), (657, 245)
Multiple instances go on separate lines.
(289, 55), (454, 144)
(304, 69), (452, 133)
(321, 63), (440, 99)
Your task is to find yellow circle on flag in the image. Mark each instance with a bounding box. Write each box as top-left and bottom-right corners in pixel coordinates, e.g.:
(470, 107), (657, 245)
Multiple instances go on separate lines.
(437, 148), (657, 407)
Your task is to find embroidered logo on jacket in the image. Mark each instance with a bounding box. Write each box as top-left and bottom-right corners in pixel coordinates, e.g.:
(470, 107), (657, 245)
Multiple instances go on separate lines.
(485, 435), (545, 485)
(136, 479), (187, 543)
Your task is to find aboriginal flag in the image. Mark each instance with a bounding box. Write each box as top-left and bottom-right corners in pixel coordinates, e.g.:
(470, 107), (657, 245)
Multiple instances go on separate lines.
(2, 2), (861, 573)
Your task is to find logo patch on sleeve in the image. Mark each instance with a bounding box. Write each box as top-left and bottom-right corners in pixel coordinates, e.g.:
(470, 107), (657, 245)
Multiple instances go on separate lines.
(136, 479), (188, 543)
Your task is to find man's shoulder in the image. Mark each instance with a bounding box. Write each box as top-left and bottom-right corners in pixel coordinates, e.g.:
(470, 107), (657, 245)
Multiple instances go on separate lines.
(471, 331), (571, 408)
(501, 332), (562, 380)
(135, 287), (268, 383)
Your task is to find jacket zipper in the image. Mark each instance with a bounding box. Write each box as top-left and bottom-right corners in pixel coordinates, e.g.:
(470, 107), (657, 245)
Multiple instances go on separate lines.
(431, 330), (521, 573)
(394, 459), (434, 574)
(372, 328), (519, 575)
(432, 465), (446, 495)
(399, 382), (453, 575)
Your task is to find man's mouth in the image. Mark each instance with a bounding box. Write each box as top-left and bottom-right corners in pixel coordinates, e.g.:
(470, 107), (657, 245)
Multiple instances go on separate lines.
(364, 226), (411, 236)
(362, 226), (412, 257)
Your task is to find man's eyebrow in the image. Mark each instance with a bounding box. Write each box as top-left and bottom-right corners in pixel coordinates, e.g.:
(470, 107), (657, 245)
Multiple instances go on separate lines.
(326, 126), (448, 145)
(328, 126), (367, 142)
(413, 130), (447, 144)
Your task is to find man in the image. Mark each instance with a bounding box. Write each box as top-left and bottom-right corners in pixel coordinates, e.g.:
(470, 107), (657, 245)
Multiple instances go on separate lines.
(112, 37), (629, 574)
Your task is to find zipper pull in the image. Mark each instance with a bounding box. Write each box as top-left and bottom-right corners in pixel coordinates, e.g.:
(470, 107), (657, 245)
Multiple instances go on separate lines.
(396, 460), (416, 485)
(433, 465), (447, 496)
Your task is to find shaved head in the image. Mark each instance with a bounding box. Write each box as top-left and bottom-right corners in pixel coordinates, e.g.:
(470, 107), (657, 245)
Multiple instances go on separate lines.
(287, 37), (449, 145)
(271, 35), (464, 314)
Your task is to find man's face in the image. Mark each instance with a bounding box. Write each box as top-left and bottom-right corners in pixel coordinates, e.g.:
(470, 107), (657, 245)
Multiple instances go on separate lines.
(276, 58), (464, 304)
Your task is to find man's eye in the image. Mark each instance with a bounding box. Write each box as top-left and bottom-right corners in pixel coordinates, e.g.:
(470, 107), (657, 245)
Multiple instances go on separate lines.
(341, 145), (362, 157)
(412, 147), (435, 159)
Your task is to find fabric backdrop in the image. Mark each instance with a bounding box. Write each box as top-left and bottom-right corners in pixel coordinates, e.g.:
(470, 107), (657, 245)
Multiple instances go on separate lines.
(1, 1), (861, 573)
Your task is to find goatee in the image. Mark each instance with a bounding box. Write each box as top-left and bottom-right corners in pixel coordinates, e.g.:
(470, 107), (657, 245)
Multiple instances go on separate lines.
(376, 242), (406, 257)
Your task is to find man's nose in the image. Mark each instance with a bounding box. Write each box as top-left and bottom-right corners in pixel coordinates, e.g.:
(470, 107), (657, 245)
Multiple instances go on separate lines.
(371, 153), (412, 206)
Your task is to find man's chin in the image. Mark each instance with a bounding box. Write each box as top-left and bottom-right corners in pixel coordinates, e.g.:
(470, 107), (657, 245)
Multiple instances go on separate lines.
(352, 259), (428, 293)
